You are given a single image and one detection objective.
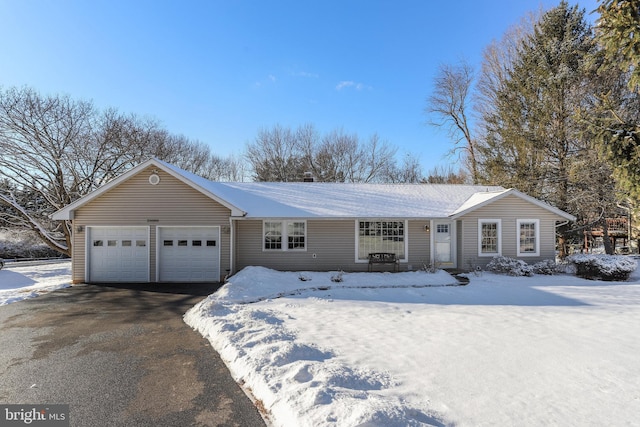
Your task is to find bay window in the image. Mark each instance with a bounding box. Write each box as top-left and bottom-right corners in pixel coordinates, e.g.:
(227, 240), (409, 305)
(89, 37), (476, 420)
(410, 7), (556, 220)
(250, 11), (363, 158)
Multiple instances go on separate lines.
(357, 220), (406, 261)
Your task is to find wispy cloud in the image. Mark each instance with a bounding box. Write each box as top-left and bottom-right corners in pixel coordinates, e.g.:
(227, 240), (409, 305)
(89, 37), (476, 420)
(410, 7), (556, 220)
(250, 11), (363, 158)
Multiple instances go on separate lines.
(336, 80), (371, 91)
(292, 70), (319, 78)
(254, 74), (277, 88)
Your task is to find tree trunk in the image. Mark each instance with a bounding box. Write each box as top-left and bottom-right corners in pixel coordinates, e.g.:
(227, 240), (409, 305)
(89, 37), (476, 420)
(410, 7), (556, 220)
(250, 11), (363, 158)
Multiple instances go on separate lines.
(600, 218), (615, 255)
(558, 234), (567, 259)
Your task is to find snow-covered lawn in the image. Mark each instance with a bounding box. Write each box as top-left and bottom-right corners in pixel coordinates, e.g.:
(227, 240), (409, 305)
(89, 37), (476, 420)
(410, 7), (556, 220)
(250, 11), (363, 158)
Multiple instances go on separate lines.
(0, 260), (71, 305)
(186, 264), (640, 426)
(3, 258), (639, 425)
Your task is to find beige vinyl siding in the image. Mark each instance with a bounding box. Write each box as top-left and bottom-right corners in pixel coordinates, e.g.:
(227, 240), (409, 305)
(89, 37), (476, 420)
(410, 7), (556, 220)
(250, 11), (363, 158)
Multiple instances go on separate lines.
(458, 194), (562, 270)
(71, 166), (232, 282)
(235, 219), (359, 271)
(406, 220), (430, 270)
(235, 219), (431, 272)
(71, 235), (85, 284)
(456, 220), (463, 268)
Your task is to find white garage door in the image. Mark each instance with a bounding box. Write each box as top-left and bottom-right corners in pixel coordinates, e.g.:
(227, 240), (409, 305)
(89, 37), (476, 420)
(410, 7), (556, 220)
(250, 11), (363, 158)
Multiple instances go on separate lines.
(158, 227), (220, 282)
(88, 227), (149, 282)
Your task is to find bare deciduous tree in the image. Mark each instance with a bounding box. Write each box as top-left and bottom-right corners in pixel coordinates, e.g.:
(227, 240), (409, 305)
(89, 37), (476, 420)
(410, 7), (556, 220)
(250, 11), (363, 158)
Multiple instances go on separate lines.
(358, 133), (398, 183)
(0, 86), (239, 256)
(383, 154), (423, 183)
(246, 124), (303, 182)
(425, 60), (479, 183)
(245, 124), (405, 183)
(0, 87), (96, 255)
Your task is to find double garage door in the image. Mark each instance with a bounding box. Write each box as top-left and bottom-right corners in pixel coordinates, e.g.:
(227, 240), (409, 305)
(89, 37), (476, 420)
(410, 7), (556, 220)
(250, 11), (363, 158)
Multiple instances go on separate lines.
(88, 226), (220, 283)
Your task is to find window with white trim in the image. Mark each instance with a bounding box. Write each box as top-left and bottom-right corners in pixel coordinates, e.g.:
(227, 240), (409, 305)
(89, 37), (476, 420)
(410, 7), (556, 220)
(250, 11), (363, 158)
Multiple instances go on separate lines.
(264, 221), (306, 251)
(517, 219), (540, 256)
(478, 219), (501, 256)
(287, 221), (306, 249)
(357, 220), (405, 260)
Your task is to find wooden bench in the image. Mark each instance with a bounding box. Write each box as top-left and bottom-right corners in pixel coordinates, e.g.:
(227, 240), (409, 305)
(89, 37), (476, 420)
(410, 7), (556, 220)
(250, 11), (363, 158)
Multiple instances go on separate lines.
(368, 252), (399, 272)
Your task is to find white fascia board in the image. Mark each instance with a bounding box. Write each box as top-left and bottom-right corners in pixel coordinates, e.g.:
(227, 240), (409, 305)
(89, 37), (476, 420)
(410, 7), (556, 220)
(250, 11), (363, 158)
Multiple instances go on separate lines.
(449, 188), (576, 221)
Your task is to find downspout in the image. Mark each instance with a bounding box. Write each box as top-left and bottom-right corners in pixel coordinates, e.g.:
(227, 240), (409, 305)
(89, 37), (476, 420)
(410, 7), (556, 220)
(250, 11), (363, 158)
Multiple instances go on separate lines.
(227, 212), (247, 281)
(228, 217), (235, 281)
(429, 219), (434, 266)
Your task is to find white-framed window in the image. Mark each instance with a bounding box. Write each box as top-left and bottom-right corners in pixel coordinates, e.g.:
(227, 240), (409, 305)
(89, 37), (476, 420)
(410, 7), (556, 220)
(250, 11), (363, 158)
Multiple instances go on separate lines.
(263, 220), (306, 251)
(478, 219), (501, 256)
(517, 219), (540, 256)
(357, 220), (406, 261)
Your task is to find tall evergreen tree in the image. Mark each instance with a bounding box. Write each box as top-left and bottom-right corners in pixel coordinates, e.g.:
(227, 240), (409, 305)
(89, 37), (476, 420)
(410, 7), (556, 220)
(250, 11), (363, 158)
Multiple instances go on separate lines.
(592, 0), (640, 204)
(478, 2), (600, 254)
(596, 0), (640, 92)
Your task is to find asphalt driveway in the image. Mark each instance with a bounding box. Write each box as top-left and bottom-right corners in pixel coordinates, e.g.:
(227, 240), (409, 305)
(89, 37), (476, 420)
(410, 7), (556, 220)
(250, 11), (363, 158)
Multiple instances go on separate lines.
(0, 283), (266, 427)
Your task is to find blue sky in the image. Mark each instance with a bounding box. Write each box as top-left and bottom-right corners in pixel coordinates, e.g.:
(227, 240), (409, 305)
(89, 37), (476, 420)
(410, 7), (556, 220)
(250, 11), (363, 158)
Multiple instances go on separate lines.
(0, 0), (599, 174)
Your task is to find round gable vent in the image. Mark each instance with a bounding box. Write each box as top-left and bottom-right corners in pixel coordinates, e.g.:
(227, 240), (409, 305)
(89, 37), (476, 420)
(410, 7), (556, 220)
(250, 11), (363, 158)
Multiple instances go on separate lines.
(149, 174), (160, 185)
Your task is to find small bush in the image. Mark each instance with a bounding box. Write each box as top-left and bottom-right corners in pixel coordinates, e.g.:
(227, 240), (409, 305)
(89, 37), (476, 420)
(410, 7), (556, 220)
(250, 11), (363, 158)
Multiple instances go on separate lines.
(330, 271), (344, 283)
(532, 259), (558, 275)
(486, 256), (533, 277)
(422, 262), (439, 273)
(567, 254), (637, 281)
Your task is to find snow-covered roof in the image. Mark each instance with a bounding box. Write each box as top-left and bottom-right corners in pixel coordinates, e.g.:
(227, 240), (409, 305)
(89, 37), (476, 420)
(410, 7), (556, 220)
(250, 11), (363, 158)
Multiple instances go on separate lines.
(160, 159), (576, 220)
(157, 159), (506, 218)
(52, 158), (576, 221)
(206, 182), (507, 218)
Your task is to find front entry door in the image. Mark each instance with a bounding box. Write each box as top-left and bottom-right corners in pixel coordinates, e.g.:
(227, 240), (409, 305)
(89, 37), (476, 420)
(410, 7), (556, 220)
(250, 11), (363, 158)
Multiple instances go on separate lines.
(434, 221), (452, 263)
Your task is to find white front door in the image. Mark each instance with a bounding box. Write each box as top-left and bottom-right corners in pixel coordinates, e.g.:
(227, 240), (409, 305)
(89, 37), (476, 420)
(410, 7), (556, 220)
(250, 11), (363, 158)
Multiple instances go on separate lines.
(433, 221), (452, 263)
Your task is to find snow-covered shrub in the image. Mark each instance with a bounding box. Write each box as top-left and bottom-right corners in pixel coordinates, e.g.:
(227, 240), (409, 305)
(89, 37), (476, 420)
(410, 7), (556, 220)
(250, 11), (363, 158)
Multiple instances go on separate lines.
(0, 228), (59, 259)
(422, 262), (439, 273)
(567, 254), (637, 281)
(532, 259), (558, 275)
(486, 255), (533, 277)
(331, 271), (344, 283)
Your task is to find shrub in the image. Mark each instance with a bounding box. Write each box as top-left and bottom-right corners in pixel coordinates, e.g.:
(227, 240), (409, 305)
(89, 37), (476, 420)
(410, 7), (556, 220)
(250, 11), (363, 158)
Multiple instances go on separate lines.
(330, 271), (344, 283)
(422, 262), (439, 273)
(486, 256), (533, 277)
(0, 228), (60, 259)
(532, 259), (558, 275)
(567, 254), (637, 281)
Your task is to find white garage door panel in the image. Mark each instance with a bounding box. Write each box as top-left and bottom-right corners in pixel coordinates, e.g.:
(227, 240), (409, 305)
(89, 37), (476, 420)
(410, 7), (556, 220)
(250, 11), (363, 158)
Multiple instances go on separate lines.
(158, 227), (220, 282)
(89, 227), (149, 282)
